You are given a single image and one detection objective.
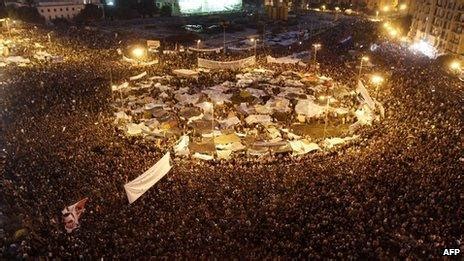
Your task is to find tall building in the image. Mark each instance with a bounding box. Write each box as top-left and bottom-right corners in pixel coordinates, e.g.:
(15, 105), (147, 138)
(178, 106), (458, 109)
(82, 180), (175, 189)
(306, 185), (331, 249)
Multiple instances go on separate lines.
(408, 0), (464, 60)
(264, 0), (289, 20)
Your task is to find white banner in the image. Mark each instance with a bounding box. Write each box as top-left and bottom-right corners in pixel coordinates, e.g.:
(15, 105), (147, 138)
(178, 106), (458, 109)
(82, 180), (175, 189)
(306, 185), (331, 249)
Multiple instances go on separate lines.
(129, 71), (147, 81)
(189, 47), (223, 53)
(173, 69), (199, 78)
(198, 56), (256, 70)
(229, 46), (254, 52)
(357, 80), (375, 109)
(147, 40), (160, 49)
(124, 152), (172, 204)
(62, 197), (88, 233)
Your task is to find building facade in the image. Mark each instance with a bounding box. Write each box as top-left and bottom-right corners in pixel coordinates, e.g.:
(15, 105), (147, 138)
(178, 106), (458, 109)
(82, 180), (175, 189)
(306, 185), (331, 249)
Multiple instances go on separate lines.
(36, 0), (100, 22)
(408, 0), (464, 59)
(264, 0), (289, 20)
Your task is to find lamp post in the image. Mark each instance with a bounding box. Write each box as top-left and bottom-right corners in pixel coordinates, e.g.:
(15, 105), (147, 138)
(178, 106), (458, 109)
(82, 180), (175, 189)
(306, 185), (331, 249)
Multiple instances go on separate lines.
(312, 43), (321, 72)
(358, 56), (369, 81)
(251, 38), (257, 57)
(221, 21), (228, 55)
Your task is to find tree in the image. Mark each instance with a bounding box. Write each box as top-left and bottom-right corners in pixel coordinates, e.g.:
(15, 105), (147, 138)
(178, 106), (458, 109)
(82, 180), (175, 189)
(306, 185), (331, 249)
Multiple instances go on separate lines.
(137, 0), (156, 18)
(74, 4), (103, 22)
(160, 5), (171, 17)
(6, 6), (44, 24)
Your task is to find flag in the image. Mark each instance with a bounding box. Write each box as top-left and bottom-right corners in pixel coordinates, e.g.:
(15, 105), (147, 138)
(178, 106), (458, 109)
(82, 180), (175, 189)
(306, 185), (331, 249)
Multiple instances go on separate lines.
(357, 80), (375, 109)
(124, 152), (172, 204)
(62, 197), (89, 233)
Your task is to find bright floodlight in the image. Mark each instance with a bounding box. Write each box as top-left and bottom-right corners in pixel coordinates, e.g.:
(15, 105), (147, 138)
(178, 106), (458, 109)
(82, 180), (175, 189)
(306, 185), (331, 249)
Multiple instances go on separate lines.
(371, 75), (384, 85)
(313, 43), (321, 49)
(410, 40), (437, 58)
(388, 29), (398, 37)
(107, 1), (114, 6)
(178, 0), (242, 14)
(132, 47), (145, 59)
(362, 56), (369, 62)
(450, 61), (461, 71)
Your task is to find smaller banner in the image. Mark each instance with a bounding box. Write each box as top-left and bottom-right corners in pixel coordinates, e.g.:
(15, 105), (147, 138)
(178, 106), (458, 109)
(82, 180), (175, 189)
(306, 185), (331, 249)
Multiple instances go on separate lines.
(62, 197), (89, 233)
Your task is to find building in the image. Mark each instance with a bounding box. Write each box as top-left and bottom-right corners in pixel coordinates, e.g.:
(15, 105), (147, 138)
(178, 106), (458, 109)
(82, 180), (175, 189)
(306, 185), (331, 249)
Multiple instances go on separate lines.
(155, 0), (242, 16)
(264, 0), (289, 20)
(36, 0), (100, 22)
(408, 0), (464, 60)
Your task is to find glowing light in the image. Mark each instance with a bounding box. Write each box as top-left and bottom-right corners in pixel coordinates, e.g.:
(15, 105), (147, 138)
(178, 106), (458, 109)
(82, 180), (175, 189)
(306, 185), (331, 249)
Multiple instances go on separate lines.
(399, 4), (407, 10)
(409, 40), (437, 58)
(132, 47), (145, 59)
(362, 56), (369, 62)
(313, 43), (321, 50)
(450, 61), (461, 71)
(388, 28), (398, 37)
(382, 6), (390, 12)
(383, 22), (391, 29)
(371, 75), (384, 85)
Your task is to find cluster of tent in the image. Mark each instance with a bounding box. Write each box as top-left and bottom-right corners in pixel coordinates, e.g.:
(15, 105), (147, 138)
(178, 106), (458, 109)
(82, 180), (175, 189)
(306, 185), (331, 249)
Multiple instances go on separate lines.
(111, 68), (380, 160)
(0, 38), (63, 67)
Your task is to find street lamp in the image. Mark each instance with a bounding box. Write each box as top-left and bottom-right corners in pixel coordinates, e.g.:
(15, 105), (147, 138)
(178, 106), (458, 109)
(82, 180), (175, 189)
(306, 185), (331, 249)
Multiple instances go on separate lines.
(358, 56), (369, 80)
(312, 43), (321, 65)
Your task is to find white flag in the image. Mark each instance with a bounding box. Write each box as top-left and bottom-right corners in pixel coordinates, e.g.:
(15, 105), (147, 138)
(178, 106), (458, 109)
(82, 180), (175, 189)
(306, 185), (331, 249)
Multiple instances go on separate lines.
(62, 197), (88, 233)
(124, 152), (172, 204)
(357, 80), (375, 109)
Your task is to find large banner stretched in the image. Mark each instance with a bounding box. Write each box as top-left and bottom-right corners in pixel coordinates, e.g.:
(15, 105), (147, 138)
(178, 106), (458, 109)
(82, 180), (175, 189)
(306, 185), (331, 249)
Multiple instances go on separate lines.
(198, 56), (256, 70)
(124, 152), (172, 204)
(188, 47), (223, 53)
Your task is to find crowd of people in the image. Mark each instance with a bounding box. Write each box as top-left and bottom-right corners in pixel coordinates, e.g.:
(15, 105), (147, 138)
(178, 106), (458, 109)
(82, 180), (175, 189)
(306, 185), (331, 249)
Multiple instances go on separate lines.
(0, 16), (462, 259)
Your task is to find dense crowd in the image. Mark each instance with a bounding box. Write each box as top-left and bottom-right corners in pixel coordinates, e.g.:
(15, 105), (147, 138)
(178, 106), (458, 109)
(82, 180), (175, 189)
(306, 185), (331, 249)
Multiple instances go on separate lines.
(0, 16), (462, 259)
